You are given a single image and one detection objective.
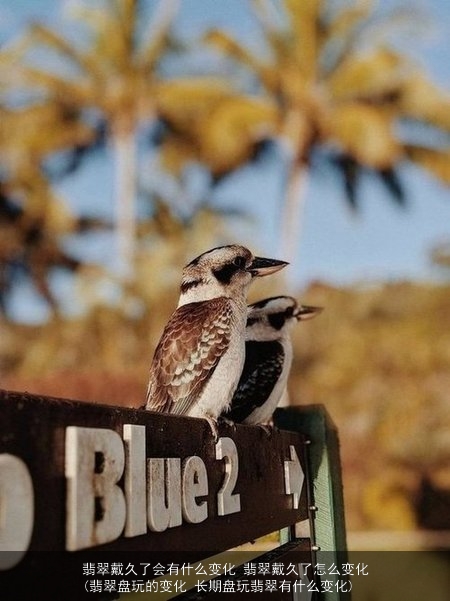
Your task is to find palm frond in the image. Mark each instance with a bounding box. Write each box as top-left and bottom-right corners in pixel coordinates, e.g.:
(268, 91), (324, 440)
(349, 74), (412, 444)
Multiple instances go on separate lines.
(28, 23), (102, 79)
(203, 29), (268, 78)
(378, 167), (406, 206)
(3, 65), (92, 105)
(139, 0), (180, 71)
(155, 78), (231, 133)
(325, 0), (373, 42)
(329, 48), (405, 102)
(405, 145), (450, 184)
(328, 103), (400, 169)
(333, 154), (360, 210)
(398, 74), (450, 131)
(198, 95), (278, 176)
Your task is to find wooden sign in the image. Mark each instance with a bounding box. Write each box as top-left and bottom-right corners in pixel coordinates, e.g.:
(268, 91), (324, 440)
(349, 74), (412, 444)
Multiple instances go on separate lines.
(0, 390), (352, 600)
(0, 390), (310, 564)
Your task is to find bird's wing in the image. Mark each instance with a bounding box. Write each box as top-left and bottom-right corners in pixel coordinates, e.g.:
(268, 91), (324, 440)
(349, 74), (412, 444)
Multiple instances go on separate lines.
(145, 298), (233, 414)
(225, 340), (284, 422)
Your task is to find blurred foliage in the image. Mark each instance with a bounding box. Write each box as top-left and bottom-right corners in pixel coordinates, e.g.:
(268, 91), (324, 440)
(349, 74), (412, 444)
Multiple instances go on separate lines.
(155, 79), (278, 180)
(0, 0), (275, 285)
(1, 0), (450, 304)
(288, 280), (450, 531)
(0, 102), (109, 313)
(2, 279), (450, 532)
(202, 0), (450, 258)
(0, 0), (182, 277)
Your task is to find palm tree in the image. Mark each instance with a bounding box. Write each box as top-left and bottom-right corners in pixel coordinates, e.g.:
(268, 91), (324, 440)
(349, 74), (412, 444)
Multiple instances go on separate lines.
(0, 102), (107, 315)
(203, 0), (450, 263)
(6, 0), (181, 278)
(153, 78), (278, 185)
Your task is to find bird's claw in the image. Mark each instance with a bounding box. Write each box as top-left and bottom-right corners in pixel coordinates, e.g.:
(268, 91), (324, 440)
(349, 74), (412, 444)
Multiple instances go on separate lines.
(218, 416), (237, 431)
(259, 423), (273, 436)
(204, 416), (219, 442)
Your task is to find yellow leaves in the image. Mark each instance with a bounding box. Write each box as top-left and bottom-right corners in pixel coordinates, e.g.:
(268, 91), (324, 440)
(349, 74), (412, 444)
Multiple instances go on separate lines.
(155, 78), (231, 132)
(399, 73), (450, 129)
(8, 65), (93, 108)
(200, 0), (450, 188)
(156, 81), (278, 176)
(362, 472), (418, 530)
(8, 167), (75, 235)
(406, 146), (450, 184)
(287, 281), (450, 531)
(329, 48), (404, 101)
(198, 96), (278, 175)
(327, 103), (401, 168)
(138, 0), (180, 71)
(0, 104), (95, 161)
(159, 136), (197, 177)
(43, 198), (76, 235)
(284, 0), (320, 17)
(280, 0), (319, 78)
(326, 0), (373, 41)
(15, 2), (176, 122)
(28, 24), (101, 80)
(203, 29), (267, 76)
(279, 66), (312, 106)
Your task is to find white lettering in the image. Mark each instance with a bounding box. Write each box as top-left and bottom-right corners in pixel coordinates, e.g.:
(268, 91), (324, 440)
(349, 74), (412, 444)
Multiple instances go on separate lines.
(65, 427), (126, 551)
(0, 454), (34, 569)
(182, 456), (208, 523)
(123, 424), (147, 537)
(215, 437), (241, 516)
(147, 458), (182, 532)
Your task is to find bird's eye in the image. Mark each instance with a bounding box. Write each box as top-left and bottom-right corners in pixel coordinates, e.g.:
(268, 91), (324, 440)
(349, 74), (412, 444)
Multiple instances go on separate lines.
(285, 307), (294, 317)
(269, 313), (286, 330)
(233, 256), (246, 269)
(213, 256), (247, 284)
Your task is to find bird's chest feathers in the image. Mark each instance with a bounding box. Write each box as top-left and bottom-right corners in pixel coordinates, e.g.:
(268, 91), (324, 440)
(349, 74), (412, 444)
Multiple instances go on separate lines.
(189, 304), (246, 417)
(196, 333), (244, 410)
(204, 311), (245, 388)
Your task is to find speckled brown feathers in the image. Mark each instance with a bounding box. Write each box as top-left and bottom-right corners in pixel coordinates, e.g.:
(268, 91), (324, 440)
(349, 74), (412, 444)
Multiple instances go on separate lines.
(145, 297), (233, 414)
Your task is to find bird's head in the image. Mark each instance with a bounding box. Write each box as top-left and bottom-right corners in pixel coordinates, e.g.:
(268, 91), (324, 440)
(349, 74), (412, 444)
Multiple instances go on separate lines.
(178, 245), (288, 305)
(246, 296), (323, 340)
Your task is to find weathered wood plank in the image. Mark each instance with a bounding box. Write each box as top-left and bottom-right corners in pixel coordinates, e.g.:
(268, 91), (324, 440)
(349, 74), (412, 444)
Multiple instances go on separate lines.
(0, 389), (309, 559)
(0, 392), (352, 600)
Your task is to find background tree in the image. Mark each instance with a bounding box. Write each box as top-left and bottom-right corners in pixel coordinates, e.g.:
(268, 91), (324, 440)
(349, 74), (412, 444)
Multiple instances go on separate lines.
(153, 79), (278, 188)
(203, 0), (450, 263)
(7, 0), (181, 278)
(0, 101), (106, 315)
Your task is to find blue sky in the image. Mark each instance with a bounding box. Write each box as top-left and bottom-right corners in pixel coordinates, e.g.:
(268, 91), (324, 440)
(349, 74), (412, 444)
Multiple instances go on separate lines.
(2, 0), (450, 321)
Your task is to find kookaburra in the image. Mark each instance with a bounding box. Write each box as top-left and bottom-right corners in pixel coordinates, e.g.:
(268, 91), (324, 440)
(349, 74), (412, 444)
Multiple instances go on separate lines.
(223, 296), (322, 425)
(145, 246), (288, 428)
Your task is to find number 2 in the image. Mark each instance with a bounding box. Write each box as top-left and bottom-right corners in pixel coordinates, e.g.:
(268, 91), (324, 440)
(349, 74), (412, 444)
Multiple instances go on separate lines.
(215, 437), (241, 516)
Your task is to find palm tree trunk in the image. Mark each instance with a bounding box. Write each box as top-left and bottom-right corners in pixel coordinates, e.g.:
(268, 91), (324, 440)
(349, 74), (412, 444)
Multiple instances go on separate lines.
(111, 126), (137, 279)
(278, 156), (309, 270)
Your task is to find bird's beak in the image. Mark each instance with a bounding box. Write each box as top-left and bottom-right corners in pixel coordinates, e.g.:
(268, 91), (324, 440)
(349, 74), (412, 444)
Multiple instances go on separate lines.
(294, 305), (323, 321)
(248, 257), (289, 277)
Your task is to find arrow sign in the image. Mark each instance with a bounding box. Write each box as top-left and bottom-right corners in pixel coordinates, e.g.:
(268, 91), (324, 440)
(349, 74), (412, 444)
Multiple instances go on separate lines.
(284, 445), (305, 509)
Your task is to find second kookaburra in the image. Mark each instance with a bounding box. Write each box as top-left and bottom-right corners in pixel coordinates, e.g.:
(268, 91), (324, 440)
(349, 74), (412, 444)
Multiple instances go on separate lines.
(145, 245), (288, 424)
(223, 296), (322, 425)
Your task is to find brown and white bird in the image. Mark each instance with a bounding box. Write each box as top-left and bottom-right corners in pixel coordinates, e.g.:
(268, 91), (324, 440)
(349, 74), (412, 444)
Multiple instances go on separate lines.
(223, 296), (322, 425)
(145, 245), (288, 426)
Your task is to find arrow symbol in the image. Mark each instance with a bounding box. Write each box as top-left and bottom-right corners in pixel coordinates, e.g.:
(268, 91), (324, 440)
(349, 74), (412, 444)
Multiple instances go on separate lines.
(284, 445), (305, 509)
